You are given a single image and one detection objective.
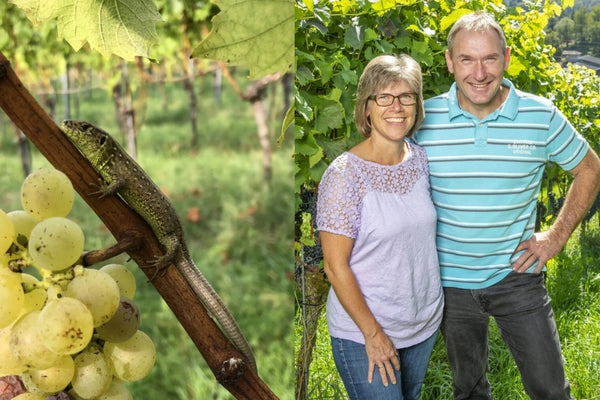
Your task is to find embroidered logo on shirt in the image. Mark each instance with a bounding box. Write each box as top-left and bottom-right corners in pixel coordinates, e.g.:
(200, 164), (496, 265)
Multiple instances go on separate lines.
(508, 141), (536, 155)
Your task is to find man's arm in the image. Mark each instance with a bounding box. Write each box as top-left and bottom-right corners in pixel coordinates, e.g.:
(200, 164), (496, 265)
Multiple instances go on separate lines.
(513, 148), (600, 273)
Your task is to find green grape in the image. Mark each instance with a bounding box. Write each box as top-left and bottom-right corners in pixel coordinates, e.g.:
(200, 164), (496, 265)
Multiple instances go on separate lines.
(0, 208), (16, 253)
(0, 325), (27, 377)
(95, 296), (140, 343)
(65, 268), (120, 327)
(28, 217), (84, 271)
(71, 346), (112, 399)
(20, 168), (74, 221)
(39, 297), (94, 355)
(0, 268), (25, 328)
(22, 353), (75, 394)
(10, 310), (62, 369)
(99, 264), (136, 299)
(21, 273), (47, 313)
(104, 330), (156, 382)
(22, 290), (47, 314)
(12, 393), (46, 400)
(7, 210), (38, 240)
(20, 373), (49, 396)
(95, 382), (133, 400)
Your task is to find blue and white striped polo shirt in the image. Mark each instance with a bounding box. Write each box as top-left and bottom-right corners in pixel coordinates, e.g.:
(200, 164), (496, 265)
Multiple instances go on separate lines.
(414, 78), (589, 289)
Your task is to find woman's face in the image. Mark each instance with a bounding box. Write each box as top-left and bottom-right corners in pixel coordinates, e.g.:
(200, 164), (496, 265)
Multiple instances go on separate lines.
(366, 80), (417, 143)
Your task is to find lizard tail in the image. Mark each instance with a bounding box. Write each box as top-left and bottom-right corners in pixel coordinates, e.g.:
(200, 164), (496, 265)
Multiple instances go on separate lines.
(180, 258), (257, 372)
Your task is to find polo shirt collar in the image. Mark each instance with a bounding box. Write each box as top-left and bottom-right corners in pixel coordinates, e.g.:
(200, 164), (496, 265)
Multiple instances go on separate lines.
(447, 78), (519, 121)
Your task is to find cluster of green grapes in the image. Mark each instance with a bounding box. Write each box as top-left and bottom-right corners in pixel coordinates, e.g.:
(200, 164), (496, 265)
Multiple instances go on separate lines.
(0, 168), (156, 400)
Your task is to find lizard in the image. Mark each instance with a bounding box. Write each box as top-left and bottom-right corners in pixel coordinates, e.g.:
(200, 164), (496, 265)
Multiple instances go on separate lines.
(60, 119), (257, 372)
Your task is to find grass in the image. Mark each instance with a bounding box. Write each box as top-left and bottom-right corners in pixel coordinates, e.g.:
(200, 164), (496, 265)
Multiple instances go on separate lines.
(297, 215), (600, 399)
(1, 77), (294, 399)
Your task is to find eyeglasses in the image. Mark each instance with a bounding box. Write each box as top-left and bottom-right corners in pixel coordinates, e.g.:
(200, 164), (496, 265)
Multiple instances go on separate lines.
(368, 93), (418, 107)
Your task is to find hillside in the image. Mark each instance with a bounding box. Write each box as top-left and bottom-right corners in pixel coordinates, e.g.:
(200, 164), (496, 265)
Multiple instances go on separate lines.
(504, 0), (600, 10)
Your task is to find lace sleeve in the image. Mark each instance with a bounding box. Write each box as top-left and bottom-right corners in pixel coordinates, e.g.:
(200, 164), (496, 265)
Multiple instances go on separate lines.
(316, 157), (361, 238)
(414, 144), (430, 179)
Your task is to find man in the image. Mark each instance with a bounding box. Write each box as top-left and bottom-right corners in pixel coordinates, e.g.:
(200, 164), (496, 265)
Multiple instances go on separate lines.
(414, 11), (600, 400)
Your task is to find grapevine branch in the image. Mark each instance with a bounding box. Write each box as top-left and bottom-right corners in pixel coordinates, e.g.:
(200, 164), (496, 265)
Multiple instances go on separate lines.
(0, 51), (277, 400)
(77, 232), (143, 267)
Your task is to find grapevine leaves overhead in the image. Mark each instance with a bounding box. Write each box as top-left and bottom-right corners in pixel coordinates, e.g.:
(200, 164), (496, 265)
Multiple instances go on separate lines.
(294, 0), (599, 207)
(10, 0), (294, 76)
(192, 0), (294, 79)
(10, 0), (161, 60)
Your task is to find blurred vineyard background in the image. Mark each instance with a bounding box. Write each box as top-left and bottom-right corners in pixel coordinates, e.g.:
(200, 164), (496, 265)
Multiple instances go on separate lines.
(1, 1), (294, 399)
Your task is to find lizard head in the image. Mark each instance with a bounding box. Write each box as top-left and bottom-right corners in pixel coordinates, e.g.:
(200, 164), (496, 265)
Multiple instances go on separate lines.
(60, 120), (115, 166)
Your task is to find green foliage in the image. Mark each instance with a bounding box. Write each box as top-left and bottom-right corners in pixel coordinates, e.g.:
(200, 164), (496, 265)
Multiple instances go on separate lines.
(547, 3), (600, 55)
(9, 0), (161, 60)
(1, 1), (75, 85)
(549, 63), (600, 146)
(193, 0), (295, 79)
(8, 0), (295, 80)
(539, 62), (600, 213)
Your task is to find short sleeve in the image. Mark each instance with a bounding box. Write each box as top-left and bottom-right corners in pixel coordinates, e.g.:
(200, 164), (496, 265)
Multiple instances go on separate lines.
(316, 156), (362, 238)
(547, 106), (589, 171)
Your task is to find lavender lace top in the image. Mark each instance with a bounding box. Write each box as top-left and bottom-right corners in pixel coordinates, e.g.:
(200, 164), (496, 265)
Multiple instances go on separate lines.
(316, 141), (444, 348)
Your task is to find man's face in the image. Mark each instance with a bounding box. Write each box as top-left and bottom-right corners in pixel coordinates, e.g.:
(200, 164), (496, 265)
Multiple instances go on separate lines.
(446, 29), (510, 119)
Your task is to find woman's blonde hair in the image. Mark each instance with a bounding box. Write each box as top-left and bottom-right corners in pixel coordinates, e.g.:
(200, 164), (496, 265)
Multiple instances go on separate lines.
(354, 54), (424, 138)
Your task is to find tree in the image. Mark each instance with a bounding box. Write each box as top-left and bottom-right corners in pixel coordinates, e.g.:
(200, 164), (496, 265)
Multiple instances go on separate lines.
(555, 17), (576, 43)
(572, 7), (591, 42)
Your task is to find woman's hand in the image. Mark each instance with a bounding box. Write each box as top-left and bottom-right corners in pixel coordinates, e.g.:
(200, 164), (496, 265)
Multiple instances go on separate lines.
(320, 232), (400, 385)
(365, 329), (400, 386)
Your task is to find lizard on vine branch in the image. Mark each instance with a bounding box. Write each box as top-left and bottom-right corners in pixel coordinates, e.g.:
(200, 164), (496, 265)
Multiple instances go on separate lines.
(60, 120), (257, 372)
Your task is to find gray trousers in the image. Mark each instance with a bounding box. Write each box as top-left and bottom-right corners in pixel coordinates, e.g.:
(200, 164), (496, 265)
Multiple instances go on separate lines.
(442, 272), (573, 400)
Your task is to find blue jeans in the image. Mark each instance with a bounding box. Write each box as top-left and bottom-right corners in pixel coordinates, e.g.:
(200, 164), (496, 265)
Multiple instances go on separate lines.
(331, 330), (438, 400)
(442, 272), (573, 400)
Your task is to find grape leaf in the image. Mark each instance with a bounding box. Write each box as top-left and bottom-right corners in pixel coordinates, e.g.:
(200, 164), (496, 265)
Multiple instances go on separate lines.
(10, 0), (161, 60)
(192, 0), (294, 79)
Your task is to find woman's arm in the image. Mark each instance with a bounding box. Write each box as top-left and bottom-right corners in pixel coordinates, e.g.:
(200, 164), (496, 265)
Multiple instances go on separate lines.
(320, 231), (400, 386)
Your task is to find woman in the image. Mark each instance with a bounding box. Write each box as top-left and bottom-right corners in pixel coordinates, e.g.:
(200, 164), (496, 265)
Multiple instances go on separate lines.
(316, 54), (443, 400)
